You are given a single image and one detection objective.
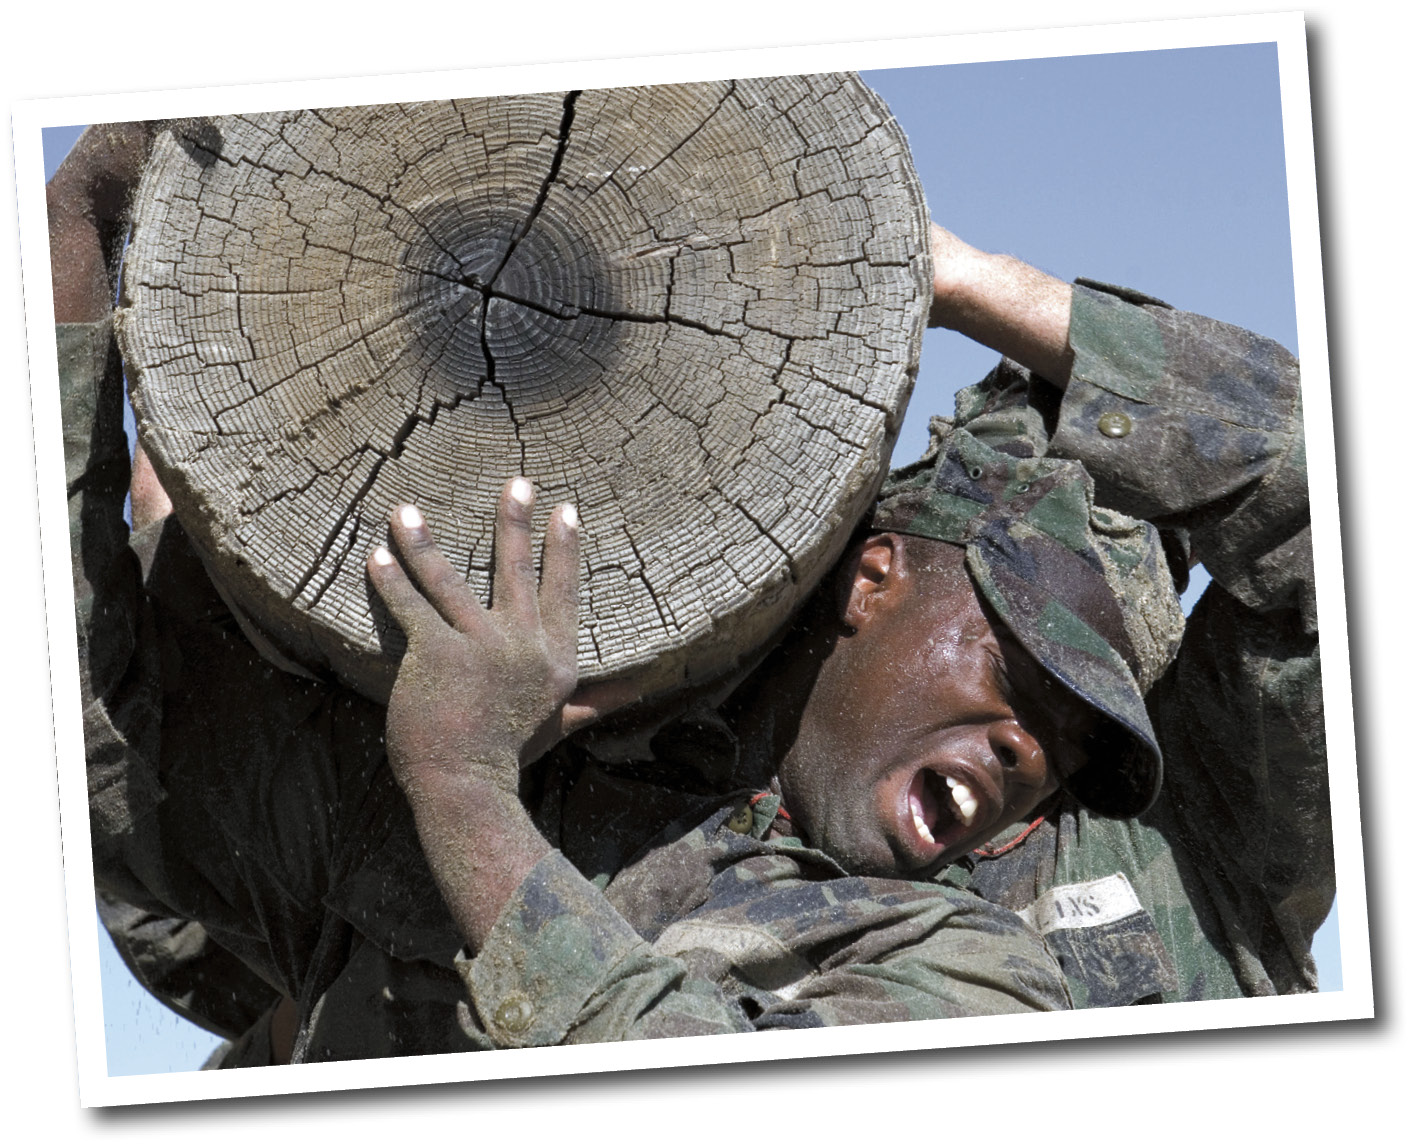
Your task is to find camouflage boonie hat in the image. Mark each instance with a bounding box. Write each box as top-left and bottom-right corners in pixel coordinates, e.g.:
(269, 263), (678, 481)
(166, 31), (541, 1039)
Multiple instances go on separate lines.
(872, 421), (1185, 818)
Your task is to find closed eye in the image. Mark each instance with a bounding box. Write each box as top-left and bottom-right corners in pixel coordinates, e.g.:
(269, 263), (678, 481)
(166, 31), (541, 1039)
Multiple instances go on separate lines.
(986, 647), (1017, 708)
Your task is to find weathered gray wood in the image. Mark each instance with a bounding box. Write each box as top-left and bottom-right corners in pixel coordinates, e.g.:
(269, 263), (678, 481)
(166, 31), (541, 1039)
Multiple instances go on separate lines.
(117, 76), (931, 704)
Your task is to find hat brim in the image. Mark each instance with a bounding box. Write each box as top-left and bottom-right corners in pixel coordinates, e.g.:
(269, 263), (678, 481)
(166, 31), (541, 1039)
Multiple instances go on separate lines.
(965, 526), (1163, 819)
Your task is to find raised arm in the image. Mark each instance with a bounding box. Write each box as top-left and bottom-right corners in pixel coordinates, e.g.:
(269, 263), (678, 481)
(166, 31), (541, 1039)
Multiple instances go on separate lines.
(51, 124), (161, 796)
(928, 223), (1074, 387)
(53, 126), (368, 1052)
(927, 221), (1310, 623)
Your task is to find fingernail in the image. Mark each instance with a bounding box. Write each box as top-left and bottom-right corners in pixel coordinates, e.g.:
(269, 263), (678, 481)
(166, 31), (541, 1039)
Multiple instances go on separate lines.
(399, 504), (423, 529)
(510, 478), (533, 506)
(561, 504), (579, 529)
(372, 547), (395, 566)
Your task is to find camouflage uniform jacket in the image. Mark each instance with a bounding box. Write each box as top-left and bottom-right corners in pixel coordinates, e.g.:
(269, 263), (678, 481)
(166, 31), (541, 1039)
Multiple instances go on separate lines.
(471, 279), (1329, 1018)
(456, 786), (1070, 1047)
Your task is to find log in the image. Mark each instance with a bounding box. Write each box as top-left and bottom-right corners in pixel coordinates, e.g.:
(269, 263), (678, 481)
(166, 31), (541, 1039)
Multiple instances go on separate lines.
(116, 76), (931, 704)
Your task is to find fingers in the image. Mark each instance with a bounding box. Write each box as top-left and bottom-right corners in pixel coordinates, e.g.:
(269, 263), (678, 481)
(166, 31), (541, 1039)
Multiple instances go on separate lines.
(560, 677), (646, 737)
(366, 545), (445, 639)
(387, 503), (485, 631)
(539, 503), (581, 667)
(371, 481), (582, 643)
(492, 478), (541, 619)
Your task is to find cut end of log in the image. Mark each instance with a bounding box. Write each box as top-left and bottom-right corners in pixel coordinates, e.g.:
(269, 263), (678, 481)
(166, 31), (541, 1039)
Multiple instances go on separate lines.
(117, 76), (932, 705)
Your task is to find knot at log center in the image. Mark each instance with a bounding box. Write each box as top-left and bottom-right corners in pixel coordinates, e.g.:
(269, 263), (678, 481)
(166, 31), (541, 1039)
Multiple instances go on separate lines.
(400, 198), (625, 407)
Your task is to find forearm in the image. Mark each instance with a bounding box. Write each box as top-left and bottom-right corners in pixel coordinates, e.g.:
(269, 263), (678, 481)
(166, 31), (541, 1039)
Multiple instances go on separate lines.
(945, 268), (1309, 623)
(402, 770), (553, 952)
(369, 480), (591, 946)
(929, 224), (1074, 385)
(48, 189), (109, 323)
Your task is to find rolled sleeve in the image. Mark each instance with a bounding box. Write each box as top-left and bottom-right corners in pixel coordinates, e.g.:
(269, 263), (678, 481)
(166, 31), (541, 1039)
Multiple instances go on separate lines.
(1050, 283), (1311, 629)
(462, 851), (689, 1047)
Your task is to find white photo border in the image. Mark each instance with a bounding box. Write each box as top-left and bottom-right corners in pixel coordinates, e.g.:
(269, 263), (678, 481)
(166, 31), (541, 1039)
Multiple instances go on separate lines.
(13, 10), (1370, 1108)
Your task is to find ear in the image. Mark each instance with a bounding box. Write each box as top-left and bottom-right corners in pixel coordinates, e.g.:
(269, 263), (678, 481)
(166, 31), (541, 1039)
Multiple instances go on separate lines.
(839, 533), (907, 631)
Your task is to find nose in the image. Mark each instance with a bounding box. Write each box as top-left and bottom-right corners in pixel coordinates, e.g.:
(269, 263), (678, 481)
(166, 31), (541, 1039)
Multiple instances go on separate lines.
(989, 719), (1050, 789)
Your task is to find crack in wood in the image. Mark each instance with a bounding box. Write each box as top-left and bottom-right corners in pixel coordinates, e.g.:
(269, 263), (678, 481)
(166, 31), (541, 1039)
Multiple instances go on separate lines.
(287, 448), (389, 602)
(614, 81), (737, 194)
(483, 91), (581, 290)
(303, 504), (367, 610)
(625, 534), (675, 635)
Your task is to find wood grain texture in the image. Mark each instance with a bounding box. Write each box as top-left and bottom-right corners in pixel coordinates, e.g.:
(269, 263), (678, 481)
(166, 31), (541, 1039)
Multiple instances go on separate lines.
(117, 76), (931, 703)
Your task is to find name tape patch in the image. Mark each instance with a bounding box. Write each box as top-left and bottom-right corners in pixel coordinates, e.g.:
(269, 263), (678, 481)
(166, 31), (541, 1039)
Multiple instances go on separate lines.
(1018, 873), (1144, 935)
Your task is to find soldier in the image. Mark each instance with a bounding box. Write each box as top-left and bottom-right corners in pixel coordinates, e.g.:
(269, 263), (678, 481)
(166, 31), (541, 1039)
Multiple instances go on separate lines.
(55, 120), (1327, 1062)
(363, 227), (1326, 1043)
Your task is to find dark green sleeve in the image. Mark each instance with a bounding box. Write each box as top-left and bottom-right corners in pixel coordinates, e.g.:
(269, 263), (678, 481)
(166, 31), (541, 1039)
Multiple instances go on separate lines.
(1053, 283), (1312, 632)
(1051, 286), (1330, 995)
(61, 320), (390, 1023)
(59, 320), (166, 861)
(63, 320), (271, 1034)
(459, 851), (1069, 1047)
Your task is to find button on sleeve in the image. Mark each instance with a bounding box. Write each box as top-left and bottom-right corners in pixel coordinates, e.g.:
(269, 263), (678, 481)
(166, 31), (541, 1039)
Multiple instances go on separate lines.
(461, 851), (657, 1048)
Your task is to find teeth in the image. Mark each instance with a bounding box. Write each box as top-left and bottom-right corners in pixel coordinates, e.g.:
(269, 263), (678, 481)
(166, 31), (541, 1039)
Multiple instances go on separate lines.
(947, 777), (980, 827)
(915, 774), (982, 846)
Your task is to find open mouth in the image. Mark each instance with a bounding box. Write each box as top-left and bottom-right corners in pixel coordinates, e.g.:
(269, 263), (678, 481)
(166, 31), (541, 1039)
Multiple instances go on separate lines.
(905, 768), (992, 854)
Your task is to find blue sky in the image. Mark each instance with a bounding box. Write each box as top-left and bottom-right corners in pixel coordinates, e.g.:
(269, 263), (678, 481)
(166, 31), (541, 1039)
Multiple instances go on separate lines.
(44, 40), (1338, 1076)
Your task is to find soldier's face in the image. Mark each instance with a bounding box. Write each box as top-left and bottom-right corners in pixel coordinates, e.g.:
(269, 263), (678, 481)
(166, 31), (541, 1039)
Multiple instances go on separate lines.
(777, 534), (1091, 878)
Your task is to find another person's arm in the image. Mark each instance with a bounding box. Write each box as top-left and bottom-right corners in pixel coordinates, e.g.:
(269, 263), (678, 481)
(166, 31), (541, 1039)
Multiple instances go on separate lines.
(49, 123), (156, 324)
(55, 126), (352, 1049)
(928, 224), (1074, 386)
(926, 219), (1310, 626)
